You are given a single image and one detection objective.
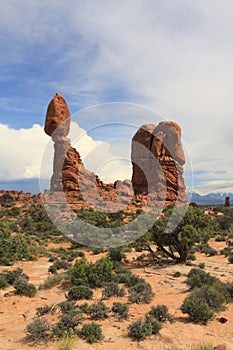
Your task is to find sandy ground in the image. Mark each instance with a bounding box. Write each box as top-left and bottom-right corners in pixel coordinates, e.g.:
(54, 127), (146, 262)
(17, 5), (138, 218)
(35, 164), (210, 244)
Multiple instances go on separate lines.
(0, 241), (233, 350)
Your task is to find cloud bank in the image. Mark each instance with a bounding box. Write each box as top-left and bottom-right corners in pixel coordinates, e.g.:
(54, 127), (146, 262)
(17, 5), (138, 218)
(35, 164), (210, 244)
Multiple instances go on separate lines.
(0, 1), (233, 194)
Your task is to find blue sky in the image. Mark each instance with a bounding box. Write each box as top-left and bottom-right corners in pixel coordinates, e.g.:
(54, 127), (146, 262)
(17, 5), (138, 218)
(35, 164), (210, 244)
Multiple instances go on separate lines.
(0, 0), (233, 194)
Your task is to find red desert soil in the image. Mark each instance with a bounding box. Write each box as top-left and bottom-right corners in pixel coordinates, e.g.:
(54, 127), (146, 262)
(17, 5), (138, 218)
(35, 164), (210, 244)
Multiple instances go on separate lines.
(0, 240), (233, 350)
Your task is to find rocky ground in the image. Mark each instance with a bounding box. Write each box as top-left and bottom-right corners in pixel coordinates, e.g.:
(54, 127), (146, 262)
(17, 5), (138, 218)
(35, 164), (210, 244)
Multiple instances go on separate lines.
(0, 240), (233, 350)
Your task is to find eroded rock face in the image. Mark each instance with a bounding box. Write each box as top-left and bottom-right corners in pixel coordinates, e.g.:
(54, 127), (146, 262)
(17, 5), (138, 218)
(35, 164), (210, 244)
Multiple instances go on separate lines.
(131, 122), (187, 205)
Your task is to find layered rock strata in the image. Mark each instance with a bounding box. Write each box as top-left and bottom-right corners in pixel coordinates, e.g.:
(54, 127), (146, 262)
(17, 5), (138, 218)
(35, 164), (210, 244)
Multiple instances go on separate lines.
(131, 122), (187, 205)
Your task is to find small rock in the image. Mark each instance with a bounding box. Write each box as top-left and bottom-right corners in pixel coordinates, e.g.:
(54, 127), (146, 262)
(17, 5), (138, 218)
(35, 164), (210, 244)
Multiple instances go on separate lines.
(216, 317), (228, 324)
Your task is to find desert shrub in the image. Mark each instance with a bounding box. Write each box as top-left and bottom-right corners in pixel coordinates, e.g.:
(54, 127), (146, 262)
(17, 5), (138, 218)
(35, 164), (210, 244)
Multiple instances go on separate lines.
(0, 274), (8, 289)
(48, 265), (57, 274)
(228, 253), (233, 263)
(113, 270), (134, 285)
(145, 314), (163, 334)
(127, 318), (152, 341)
(14, 280), (37, 297)
(53, 311), (82, 338)
(193, 285), (226, 311)
(196, 245), (218, 256)
(225, 283), (233, 301)
(36, 304), (57, 317)
(126, 275), (145, 287)
(49, 260), (71, 274)
(80, 322), (103, 343)
(186, 268), (218, 288)
(181, 294), (214, 324)
(198, 262), (205, 269)
(108, 247), (125, 262)
(112, 302), (129, 320)
(2, 268), (28, 285)
(78, 303), (89, 314)
(148, 305), (174, 323)
(102, 282), (125, 299)
(71, 256), (113, 288)
(128, 281), (154, 304)
(58, 301), (77, 314)
(215, 235), (226, 242)
(25, 318), (51, 343)
(91, 247), (104, 255)
(173, 271), (181, 277)
(67, 285), (93, 301)
(39, 272), (69, 290)
(87, 301), (110, 320)
(0, 234), (39, 265)
(220, 247), (232, 257)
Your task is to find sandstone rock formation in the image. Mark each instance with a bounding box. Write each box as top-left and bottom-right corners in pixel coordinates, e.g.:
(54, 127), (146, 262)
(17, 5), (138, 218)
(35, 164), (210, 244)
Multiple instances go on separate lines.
(0, 190), (32, 203)
(44, 92), (109, 194)
(131, 122), (187, 205)
(44, 92), (71, 138)
(44, 93), (187, 207)
(44, 93), (83, 192)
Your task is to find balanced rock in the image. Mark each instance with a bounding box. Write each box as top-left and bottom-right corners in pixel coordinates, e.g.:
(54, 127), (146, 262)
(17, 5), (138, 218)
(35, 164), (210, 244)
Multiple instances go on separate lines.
(44, 92), (71, 138)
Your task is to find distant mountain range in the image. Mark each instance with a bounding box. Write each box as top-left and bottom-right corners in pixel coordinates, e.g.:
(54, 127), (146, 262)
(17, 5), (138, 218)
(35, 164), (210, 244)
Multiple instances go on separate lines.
(189, 191), (233, 205)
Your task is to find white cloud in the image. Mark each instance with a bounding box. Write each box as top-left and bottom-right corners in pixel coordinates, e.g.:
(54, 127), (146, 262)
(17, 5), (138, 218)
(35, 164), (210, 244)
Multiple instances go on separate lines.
(194, 180), (233, 195)
(0, 122), (132, 184)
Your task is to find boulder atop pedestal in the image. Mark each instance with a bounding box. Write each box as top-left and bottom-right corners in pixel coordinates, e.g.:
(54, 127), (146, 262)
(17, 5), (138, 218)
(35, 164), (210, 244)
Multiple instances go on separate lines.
(44, 92), (71, 138)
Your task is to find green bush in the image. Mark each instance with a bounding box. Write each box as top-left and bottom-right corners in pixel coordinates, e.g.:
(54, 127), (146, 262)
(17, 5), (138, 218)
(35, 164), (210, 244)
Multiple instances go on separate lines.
(173, 271), (181, 278)
(228, 253), (233, 263)
(128, 281), (154, 304)
(39, 272), (69, 290)
(225, 283), (233, 301)
(58, 301), (77, 314)
(67, 285), (93, 301)
(0, 274), (8, 289)
(49, 260), (71, 274)
(108, 247), (125, 262)
(25, 318), (51, 343)
(36, 304), (57, 317)
(14, 280), (37, 297)
(87, 301), (110, 320)
(71, 256), (113, 288)
(145, 314), (163, 334)
(112, 302), (129, 320)
(53, 311), (82, 338)
(197, 245), (217, 256)
(78, 303), (89, 314)
(127, 318), (152, 341)
(193, 285), (226, 311)
(186, 268), (218, 288)
(148, 305), (174, 323)
(198, 262), (205, 269)
(102, 282), (125, 299)
(220, 247), (232, 257)
(80, 322), (103, 343)
(181, 294), (214, 324)
(2, 268), (28, 285)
